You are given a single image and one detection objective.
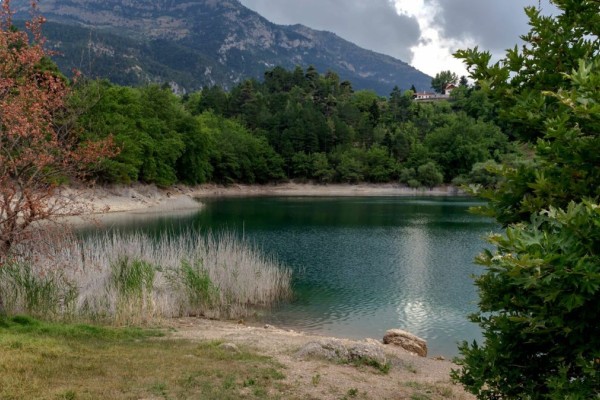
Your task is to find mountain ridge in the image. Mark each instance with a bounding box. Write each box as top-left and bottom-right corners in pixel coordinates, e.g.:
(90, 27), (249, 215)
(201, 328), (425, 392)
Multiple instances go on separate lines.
(13, 0), (432, 95)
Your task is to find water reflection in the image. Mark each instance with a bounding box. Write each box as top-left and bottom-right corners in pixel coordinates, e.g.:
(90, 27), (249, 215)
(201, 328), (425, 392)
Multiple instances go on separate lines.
(82, 196), (496, 356)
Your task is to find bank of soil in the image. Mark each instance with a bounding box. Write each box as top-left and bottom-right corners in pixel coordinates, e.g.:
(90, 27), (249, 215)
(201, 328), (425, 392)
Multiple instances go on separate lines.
(74, 182), (463, 217)
(190, 182), (463, 198)
(169, 318), (474, 400)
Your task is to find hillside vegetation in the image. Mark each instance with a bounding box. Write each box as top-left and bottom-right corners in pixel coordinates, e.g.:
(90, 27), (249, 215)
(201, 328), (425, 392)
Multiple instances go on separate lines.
(74, 67), (512, 188)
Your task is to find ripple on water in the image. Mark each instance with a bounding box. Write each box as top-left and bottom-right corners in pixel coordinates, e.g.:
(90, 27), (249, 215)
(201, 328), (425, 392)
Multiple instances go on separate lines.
(96, 196), (494, 357)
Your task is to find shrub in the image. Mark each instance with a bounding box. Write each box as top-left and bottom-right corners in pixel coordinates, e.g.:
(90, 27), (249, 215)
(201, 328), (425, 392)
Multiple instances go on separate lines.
(417, 162), (443, 188)
(453, 202), (600, 398)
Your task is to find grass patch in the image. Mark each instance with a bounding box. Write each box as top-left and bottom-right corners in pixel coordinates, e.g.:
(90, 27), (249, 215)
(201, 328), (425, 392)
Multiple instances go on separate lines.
(2, 230), (292, 323)
(0, 317), (291, 400)
(0, 262), (78, 319)
(0, 315), (159, 340)
(351, 357), (391, 374)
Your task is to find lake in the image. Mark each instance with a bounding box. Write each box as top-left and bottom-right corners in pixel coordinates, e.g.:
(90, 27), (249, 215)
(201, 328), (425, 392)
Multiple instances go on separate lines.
(93, 196), (496, 357)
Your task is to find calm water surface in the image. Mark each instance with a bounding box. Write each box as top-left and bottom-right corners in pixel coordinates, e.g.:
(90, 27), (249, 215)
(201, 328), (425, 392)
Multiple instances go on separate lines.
(95, 196), (496, 356)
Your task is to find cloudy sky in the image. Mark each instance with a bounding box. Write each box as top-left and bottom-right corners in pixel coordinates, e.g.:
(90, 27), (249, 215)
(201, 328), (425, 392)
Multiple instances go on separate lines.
(239, 0), (559, 77)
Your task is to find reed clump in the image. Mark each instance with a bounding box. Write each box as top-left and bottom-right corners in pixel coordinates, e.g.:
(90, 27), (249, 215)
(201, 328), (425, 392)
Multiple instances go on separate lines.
(0, 231), (292, 323)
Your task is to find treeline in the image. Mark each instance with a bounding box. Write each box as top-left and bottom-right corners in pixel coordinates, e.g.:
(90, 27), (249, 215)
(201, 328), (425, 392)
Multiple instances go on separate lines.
(75, 66), (513, 187)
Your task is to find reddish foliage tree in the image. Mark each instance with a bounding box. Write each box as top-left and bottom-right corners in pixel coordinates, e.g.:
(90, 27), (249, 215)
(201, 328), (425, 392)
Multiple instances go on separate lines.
(0, 0), (114, 260)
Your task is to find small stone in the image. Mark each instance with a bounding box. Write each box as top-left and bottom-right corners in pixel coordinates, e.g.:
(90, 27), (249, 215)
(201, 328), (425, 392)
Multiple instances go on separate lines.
(264, 324), (275, 329)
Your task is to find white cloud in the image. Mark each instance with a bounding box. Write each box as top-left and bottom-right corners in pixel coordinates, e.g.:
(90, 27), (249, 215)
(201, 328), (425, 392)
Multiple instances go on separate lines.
(240, 0), (560, 78)
(394, 0), (474, 77)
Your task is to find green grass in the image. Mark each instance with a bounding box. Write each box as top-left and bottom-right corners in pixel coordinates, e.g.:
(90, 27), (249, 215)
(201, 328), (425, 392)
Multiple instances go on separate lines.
(0, 315), (159, 340)
(0, 262), (78, 319)
(0, 316), (290, 400)
(178, 259), (220, 312)
(351, 357), (391, 374)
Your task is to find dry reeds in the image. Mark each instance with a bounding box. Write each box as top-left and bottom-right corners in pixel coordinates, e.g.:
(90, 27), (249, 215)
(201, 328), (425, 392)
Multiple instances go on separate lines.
(0, 230), (292, 324)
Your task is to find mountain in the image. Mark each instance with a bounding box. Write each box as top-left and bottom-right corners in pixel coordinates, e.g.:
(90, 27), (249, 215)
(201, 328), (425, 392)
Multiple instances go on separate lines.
(12, 0), (432, 95)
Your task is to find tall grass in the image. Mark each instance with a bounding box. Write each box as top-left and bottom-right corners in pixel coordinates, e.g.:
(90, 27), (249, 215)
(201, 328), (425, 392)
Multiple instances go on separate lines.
(0, 231), (292, 323)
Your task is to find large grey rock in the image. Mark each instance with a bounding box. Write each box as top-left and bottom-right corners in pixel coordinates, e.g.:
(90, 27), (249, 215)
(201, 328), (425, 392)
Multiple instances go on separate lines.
(296, 339), (349, 361)
(347, 343), (387, 367)
(296, 339), (387, 370)
(383, 329), (427, 357)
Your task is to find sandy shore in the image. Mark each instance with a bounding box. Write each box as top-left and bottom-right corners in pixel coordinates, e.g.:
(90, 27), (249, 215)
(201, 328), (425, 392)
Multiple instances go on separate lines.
(71, 182), (464, 217)
(190, 182), (464, 198)
(167, 317), (474, 399)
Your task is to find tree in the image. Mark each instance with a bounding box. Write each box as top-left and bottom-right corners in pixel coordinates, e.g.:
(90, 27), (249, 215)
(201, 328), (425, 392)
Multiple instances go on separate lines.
(452, 1), (600, 398)
(0, 0), (113, 260)
(423, 113), (508, 181)
(416, 162), (443, 188)
(203, 112), (284, 184)
(136, 85), (185, 186)
(73, 81), (146, 183)
(335, 150), (365, 183)
(311, 152), (334, 183)
(431, 70), (458, 93)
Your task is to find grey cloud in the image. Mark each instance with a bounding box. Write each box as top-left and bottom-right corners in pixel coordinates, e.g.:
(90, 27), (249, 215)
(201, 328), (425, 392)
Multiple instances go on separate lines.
(431, 0), (560, 57)
(239, 0), (562, 66)
(239, 0), (421, 62)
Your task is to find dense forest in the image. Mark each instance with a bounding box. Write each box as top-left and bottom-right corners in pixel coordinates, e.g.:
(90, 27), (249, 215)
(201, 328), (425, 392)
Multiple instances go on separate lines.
(73, 65), (513, 188)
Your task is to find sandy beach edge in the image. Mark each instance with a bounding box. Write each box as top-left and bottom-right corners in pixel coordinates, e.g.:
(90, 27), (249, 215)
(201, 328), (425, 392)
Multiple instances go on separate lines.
(71, 182), (466, 216)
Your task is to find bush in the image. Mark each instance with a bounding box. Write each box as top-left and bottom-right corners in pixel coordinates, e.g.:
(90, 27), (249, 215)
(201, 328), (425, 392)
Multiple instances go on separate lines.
(311, 153), (335, 183)
(399, 167), (416, 184)
(453, 202), (600, 399)
(452, 2), (600, 398)
(417, 162), (443, 188)
(336, 152), (365, 183)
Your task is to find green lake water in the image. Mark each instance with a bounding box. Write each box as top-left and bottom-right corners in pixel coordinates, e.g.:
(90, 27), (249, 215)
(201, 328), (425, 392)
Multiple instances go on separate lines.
(93, 196), (496, 357)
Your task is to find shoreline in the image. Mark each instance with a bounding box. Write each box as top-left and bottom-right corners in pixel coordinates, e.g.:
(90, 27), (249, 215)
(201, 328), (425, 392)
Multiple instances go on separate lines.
(190, 182), (464, 198)
(73, 182), (466, 217)
(42, 182), (475, 398)
(166, 317), (474, 399)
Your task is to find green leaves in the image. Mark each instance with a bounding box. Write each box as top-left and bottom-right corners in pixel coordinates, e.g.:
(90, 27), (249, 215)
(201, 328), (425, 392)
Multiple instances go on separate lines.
(458, 202), (600, 397)
(454, 2), (600, 398)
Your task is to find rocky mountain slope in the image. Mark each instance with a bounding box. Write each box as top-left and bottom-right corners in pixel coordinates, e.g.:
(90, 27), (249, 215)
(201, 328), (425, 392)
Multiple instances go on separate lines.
(13, 0), (431, 95)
